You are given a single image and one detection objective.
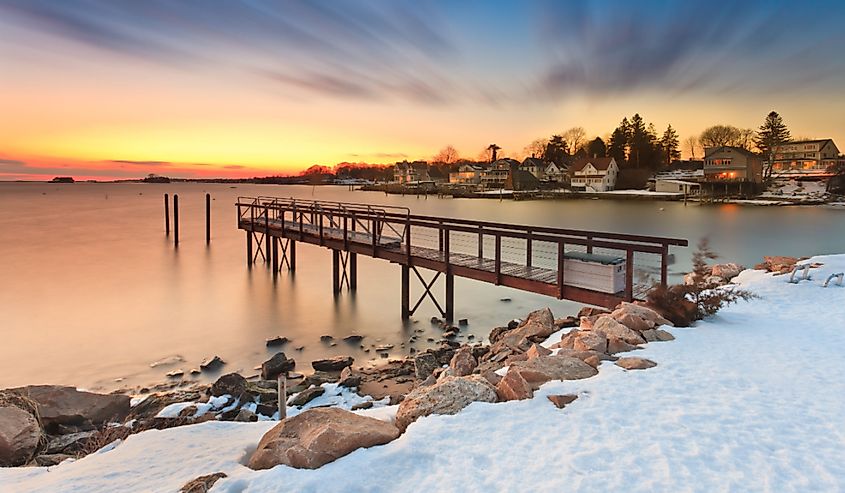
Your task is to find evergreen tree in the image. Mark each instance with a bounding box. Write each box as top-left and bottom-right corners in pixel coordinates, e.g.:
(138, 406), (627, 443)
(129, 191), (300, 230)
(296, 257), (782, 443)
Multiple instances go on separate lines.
(660, 124), (681, 165)
(542, 135), (569, 165)
(628, 114), (651, 168)
(586, 137), (606, 158)
(608, 126), (628, 166)
(753, 111), (791, 181)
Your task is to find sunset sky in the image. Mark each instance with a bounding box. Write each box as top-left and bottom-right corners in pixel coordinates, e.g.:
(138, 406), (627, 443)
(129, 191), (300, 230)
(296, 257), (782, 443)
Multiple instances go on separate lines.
(2, 0), (845, 180)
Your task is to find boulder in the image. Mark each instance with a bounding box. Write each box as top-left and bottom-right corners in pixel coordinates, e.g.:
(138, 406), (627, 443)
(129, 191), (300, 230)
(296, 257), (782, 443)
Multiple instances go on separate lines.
(338, 367), (361, 388)
(616, 357), (657, 370)
(613, 313), (651, 333)
(248, 408), (400, 470)
(547, 394), (578, 409)
(211, 373), (247, 398)
(34, 454), (73, 467)
(10, 385), (130, 430)
(488, 326), (511, 344)
(606, 337), (640, 354)
(288, 387), (325, 407)
(583, 355), (600, 369)
(653, 329), (675, 341)
(525, 343), (552, 359)
(553, 316), (579, 329)
(413, 353), (439, 380)
(571, 331), (607, 354)
(261, 353), (295, 380)
(266, 336), (289, 347)
(517, 308), (555, 336)
(711, 263), (743, 281)
(395, 375), (497, 431)
(448, 347), (477, 377)
(615, 302), (672, 327)
(45, 430), (96, 454)
(180, 472), (227, 493)
(311, 356), (354, 372)
(508, 355), (598, 386)
(555, 349), (616, 363)
(587, 316), (645, 345)
(0, 405), (42, 466)
(495, 369), (533, 401)
(200, 356), (225, 371)
(235, 409), (258, 422)
(577, 307), (610, 318)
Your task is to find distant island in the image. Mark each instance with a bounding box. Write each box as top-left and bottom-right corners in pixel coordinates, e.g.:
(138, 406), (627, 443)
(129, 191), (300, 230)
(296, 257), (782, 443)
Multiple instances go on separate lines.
(49, 176), (75, 183)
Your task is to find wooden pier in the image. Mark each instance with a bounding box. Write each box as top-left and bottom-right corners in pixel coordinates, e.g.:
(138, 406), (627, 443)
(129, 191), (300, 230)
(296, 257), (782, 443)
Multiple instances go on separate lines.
(236, 197), (687, 321)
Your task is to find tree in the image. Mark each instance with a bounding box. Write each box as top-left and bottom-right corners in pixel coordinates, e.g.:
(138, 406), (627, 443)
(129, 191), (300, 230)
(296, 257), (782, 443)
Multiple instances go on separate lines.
(607, 126), (628, 165)
(562, 127), (587, 154)
(699, 125), (742, 148)
(478, 144), (502, 162)
(542, 135), (569, 165)
(586, 137), (606, 158)
(660, 125), (681, 165)
(685, 136), (699, 160)
(753, 111), (791, 181)
(524, 138), (548, 159)
(736, 128), (756, 151)
(433, 145), (459, 164)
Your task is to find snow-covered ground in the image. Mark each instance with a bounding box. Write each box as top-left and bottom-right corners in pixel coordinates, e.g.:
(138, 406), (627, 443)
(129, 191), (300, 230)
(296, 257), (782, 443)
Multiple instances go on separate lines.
(3, 255), (845, 493)
(759, 179), (828, 200)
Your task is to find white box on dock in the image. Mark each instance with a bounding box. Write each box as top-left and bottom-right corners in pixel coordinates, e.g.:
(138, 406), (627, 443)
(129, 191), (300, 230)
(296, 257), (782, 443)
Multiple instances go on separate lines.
(563, 251), (626, 294)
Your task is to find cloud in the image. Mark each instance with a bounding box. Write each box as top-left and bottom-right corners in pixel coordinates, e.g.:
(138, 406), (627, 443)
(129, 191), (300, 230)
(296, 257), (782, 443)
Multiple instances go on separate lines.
(0, 159), (27, 166)
(108, 160), (170, 166)
(223, 165), (245, 169)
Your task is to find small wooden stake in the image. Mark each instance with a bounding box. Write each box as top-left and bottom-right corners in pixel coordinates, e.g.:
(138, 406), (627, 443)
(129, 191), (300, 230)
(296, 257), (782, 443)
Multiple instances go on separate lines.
(164, 193), (170, 235)
(278, 375), (287, 420)
(205, 193), (211, 244)
(173, 194), (179, 247)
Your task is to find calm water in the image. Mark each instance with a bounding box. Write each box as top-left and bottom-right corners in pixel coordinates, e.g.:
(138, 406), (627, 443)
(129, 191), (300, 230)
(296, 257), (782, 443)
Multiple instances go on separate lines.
(1, 182), (843, 391)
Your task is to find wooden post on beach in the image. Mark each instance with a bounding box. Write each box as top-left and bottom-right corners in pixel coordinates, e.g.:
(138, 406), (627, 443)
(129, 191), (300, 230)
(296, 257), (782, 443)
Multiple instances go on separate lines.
(164, 193), (170, 235)
(277, 375), (287, 420)
(205, 193), (211, 244)
(173, 194), (179, 247)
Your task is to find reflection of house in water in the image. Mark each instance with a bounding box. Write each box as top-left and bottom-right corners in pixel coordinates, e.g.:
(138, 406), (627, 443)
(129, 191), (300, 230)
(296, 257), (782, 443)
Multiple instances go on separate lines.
(771, 139), (841, 178)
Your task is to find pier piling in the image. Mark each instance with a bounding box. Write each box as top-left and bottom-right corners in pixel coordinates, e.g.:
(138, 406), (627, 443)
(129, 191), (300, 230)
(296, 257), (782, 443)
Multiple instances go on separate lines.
(173, 194), (179, 247)
(164, 193), (170, 235)
(205, 193), (211, 244)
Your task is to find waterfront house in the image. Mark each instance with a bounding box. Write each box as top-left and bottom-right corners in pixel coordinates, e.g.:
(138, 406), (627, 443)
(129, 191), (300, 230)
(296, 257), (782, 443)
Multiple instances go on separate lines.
(449, 164), (485, 185)
(520, 157), (547, 180)
(771, 139), (840, 177)
(655, 179), (700, 195)
(703, 146), (762, 182)
(569, 157), (619, 191)
(480, 159), (518, 189)
(394, 161), (430, 184)
(544, 162), (567, 185)
(506, 166), (540, 191)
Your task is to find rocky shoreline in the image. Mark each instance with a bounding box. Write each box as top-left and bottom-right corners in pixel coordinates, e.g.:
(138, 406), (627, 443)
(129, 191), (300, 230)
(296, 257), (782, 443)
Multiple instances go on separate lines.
(0, 255), (805, 478)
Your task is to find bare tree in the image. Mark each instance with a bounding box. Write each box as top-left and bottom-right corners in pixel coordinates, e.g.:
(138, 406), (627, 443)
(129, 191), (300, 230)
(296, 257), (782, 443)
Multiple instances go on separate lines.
(699, 125), (742, 148)
(562, 127), (587, 154)
(432, 145), (459, 164)
(684, 136), (699, 160)
(523, 138), (548, 159)
(737, 128), (757, 151)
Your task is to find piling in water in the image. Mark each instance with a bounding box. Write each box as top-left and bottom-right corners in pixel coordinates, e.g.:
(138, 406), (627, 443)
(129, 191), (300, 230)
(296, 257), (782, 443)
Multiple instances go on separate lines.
(173, 194), (179, 246)
(205, 193), (211, 244)
(164, 193), (170, 235)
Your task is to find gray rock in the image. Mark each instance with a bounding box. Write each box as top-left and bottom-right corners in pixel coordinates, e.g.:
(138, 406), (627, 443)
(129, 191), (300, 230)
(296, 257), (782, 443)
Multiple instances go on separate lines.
(413, 353), (438, 380)
(0, 405), (42, 466)
(311, 356), (354, 372)
(395, 375), (497, 431)
(261, 353), (295, 380)
(288, 387), (326, 407)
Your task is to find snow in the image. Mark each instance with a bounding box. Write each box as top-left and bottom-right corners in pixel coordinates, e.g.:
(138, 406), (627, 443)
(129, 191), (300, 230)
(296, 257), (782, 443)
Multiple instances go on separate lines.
(3, 255), (845, 492)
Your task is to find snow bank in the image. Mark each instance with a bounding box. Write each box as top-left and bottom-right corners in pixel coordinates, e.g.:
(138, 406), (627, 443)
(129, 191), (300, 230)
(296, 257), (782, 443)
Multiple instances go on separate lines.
(3, 255), (844, 492)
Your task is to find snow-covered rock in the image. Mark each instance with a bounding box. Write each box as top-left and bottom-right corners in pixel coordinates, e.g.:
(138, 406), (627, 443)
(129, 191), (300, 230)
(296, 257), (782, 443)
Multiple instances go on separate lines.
(395, 375), (496, 431)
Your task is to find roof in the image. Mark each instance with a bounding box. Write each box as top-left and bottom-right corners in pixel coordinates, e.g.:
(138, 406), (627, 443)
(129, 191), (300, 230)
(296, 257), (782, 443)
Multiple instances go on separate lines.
(703, 146), (758, 159)
(521, 157), (548, 167)
(777, 139), (833, 146)
(570, 157), (615, 172)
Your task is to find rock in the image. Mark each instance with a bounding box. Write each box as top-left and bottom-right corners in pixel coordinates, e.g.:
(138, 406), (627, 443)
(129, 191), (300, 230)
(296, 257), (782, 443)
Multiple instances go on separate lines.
(495, 369), (533, 401)
(761, 256), (799, 273)
(266, 336), (289, 347)
(10, 385), (130, 431)
(583, 355), (600, 369)
(200, 356), (225, 371)
(547, 394), (578, 409)
(448, 347), (477, 377)
(288, 387), (325, 407)
(555, 349), (616, 363)
(211, 373), (247, 398)
(442, 330), (458, 339)
(616, 357), (657, 370)
(516, 308), (555, 337)
(614, 302), (672, 327)
(261, 353), (296, 380)
(613, 313), (651, 332)
(572, 331), (607, 354)
(654, 329), (675, 341)
(0, 405), (42, 466)
(430, 317), (442, 324)
(711, 263), (743, 281)
(554, 316), (579, 329)
(507, 319), (520, 330)
(577, 306), (610, 318)
(180, 472), (227, 493)
(525, 343), (552, 359)
(587, 316), (646, 345)
(320, 335), (334, 342)
(45, 430), (97, 454)
(374, 344), (394, 352)
(338, 367), (361, 388)
(165, 369), (184, 378)
(413, 353), (438, 380)
(395, 375), (497, 431)
(235, 408), (257, 422)
(256, 403), (278, 417)
(249, 408), (400, 469)
(487, 326), (509, 345)
(606, 337), (640, 354)
(311, 356), (354, 372)
(34, 454), (73, 467)
(302, 371), (340, 388)
(578, 314), (602, 330)
(508, 355), (598, 386)
(480, 370), (502, 387)
(342, 335), (364, 343)
(351, 401), (373, 410)
(458, 318), (469, 326)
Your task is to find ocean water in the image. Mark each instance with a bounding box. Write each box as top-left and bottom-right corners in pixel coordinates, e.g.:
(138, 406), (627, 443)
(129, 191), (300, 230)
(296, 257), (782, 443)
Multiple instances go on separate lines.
(1, 182), (842, 391)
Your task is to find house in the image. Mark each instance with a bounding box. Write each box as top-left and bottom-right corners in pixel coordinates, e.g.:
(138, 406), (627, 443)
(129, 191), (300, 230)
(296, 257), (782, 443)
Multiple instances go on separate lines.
(520, 157), (547, 180)
(655, 179), (700, 195)
(449, 164), (485, 185)
(506, 166), (540, 191)
(569, 157), (619, 191)
(543, 162), (567, 184)
(703, 146), (762, 182)
(771, 139), (840, 177)
(480, 159), (518, 189)
(393, 162), (430, 184)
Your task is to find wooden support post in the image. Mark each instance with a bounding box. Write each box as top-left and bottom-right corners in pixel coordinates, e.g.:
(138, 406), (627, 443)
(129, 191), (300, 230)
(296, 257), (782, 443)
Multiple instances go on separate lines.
(443, 229), (450, 267)
(557, 241), (565, 299)
(526, 229), (532, 268)
(660, 245), (668, 287)
(173, 194), (179, 247)
(246, 231), (252, 267)
(478, 226), (484, 258)
(445, 273), (454, 322)
(272, 237), (278, 278)
(625, 249), (634, 301)
(264, 206), (271, 266)
(401, 264), (410, 320)
(164, 193), (170, 235)
(332, 249), (340, 294)
(290, 240), (296, 272)
(494, 234), (501, 285)
(438, 221), (444, 251)
(350, 253), (357, 291)
(205, 193), (211, 245)
(586, 235), (593, 254)
(277, 375), (287, 420)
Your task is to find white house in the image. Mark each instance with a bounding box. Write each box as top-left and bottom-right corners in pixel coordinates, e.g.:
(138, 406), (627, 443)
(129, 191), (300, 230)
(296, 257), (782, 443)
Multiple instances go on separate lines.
(569, 157), (619, 191)
(449, 164), (485, 185)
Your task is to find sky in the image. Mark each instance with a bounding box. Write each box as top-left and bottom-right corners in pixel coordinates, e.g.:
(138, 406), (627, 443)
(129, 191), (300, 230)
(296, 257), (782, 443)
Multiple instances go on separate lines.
(1, 0), (845, 181)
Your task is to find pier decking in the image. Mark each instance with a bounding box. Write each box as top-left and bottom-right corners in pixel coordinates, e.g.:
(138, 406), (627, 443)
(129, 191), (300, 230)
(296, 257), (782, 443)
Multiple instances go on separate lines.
(236, 196), (687, 320)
